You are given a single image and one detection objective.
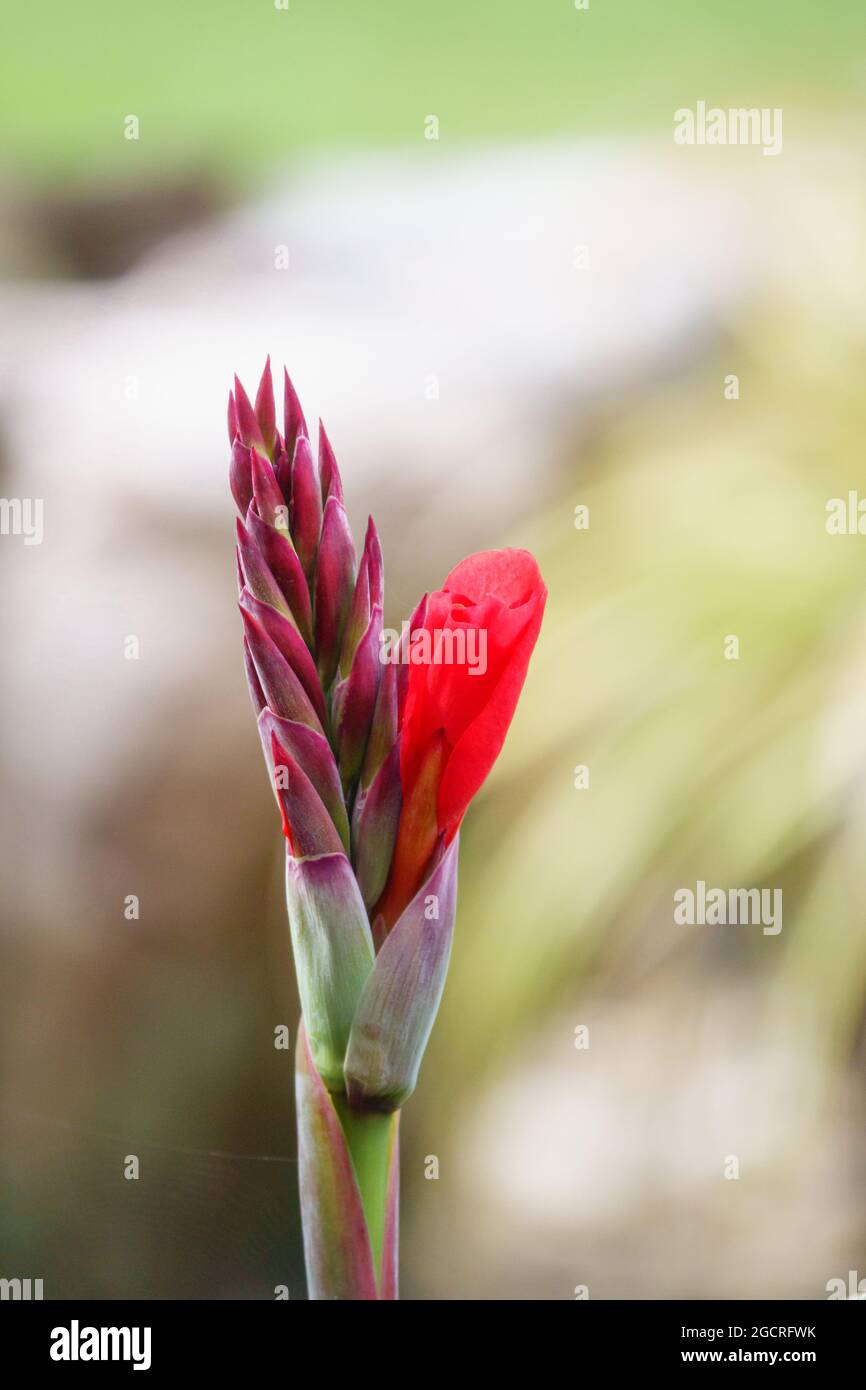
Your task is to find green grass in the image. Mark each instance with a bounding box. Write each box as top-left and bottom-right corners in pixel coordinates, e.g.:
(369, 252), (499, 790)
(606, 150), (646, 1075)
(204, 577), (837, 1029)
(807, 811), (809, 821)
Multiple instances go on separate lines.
(2, 0), (864, 186)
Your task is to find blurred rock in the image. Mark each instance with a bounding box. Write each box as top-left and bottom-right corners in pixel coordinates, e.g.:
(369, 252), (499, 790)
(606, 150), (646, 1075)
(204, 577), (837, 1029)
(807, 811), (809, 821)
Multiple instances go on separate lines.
(1, 173), (229, 280)
(409, 980), (864, 1299)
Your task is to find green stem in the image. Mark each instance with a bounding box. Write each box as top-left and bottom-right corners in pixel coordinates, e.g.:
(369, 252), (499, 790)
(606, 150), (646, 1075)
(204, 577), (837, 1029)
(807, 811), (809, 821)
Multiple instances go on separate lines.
(333, 1096), (393, 1284)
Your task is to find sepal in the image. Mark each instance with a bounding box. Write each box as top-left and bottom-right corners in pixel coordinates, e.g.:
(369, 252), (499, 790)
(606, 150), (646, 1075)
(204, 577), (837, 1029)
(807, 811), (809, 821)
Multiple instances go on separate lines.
(333, 604), (382, 791)
(240, 589), (325, 726)
(241, 608), (324, 732)
(340, 517), (383, 676)
(250, 448), (287, 530)
(233, 374), (267, 453)
(283, 370), (308, 462)
(269, 732), (344, 856)
(285, 850), (375, 1093)
(258, 710), (349, 851)
(361, 661), (397, 791)
(236, 519), (292, 620)
(318, 420), (343, 503)
(290, 436), (322, 580)
(244, 507), (313, 645)
(344, 836), (458, 1110)
(229, 439), (253, 515)
(254, 357), (277, 457)
(315, 495), (357, 688)
(352, 742), (402, 912)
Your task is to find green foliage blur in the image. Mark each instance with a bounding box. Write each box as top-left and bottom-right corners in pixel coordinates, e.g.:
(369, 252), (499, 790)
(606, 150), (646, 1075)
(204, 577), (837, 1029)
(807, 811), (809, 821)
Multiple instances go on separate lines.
(1, 0), (864, 184)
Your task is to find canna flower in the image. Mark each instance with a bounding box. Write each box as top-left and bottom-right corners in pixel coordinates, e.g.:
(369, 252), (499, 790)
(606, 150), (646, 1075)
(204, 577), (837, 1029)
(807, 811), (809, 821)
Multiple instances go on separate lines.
(226, 361), (544, 1299)
(374, 549), (547, 932)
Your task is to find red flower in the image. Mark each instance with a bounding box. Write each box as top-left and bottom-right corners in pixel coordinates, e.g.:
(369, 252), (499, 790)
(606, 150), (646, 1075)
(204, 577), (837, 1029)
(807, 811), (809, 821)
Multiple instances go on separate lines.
(375, 548), (546, 930)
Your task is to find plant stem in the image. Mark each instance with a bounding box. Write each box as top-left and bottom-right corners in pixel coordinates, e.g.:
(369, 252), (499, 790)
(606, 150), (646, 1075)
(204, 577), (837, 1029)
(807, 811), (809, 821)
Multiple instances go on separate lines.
(334, 1096), (394, 1286)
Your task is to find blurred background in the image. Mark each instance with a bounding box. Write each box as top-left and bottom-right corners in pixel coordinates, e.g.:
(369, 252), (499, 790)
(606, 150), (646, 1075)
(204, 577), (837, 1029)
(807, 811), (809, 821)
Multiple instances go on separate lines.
(1, 1), (865, 1299)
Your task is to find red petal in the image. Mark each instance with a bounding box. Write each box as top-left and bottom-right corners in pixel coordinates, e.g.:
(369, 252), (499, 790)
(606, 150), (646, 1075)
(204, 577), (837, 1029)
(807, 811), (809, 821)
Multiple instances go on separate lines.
(399, 548), (546, 843)
(437, 586), (544, 837)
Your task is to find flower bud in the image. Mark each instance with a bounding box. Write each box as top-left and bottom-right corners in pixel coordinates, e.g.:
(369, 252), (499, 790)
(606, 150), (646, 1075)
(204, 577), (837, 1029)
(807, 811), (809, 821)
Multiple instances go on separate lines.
(241, 608), (324, 732)
(259, 712), (349, 851)
(290, 437), (322, 580)
(352, 742), (402, 915)
(283, 369), (308, 462)
(250, 448), (286, 529)
(244, 507), (313, 646)
(240, 590), (325, 726)
(318, 420), (343, 504)
(314, 494), (357, 688)
(229, 438), (253, 515)
(254, 356), (277, 458)
(333, 604), (382, 792)
(233, 373), (267, 453)
(236, 519), (292, 620)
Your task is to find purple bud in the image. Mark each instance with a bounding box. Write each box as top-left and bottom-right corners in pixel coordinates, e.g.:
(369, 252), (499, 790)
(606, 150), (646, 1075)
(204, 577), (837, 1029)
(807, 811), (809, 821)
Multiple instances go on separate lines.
(229, 438), (254, 516)
(243, 637), (267, 716)
(236, 520), (292, 620)
(244, 508), (313, 645)
(361, 660), (398, 790)
(258, 709), (349, 851)
(339, 552), (370, 679)
(334, 604), (381, 790)
(273, 447), (292, 501)
(250, 448), (288, 530)
(241, 607), (324, 733)
(269, 731), (345, 857)
(227, 391), (239, 445)
(290, 437), (323, 580)
(352, 741), (402, 911)
(314, 495), (357, 688)
(254, 356), (277, 457)
(240, 588), (326, 727)
(340, 517), (384, 677)
(363, 516), (384, 612)
(233, 374), (267, 452)
(318, 420), (343, 503)
(283, 370), (309, 463)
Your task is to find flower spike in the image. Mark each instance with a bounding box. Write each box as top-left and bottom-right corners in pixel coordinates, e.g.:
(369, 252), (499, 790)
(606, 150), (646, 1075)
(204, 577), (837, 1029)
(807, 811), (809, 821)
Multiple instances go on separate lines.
(226, 363), (544, 1299)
